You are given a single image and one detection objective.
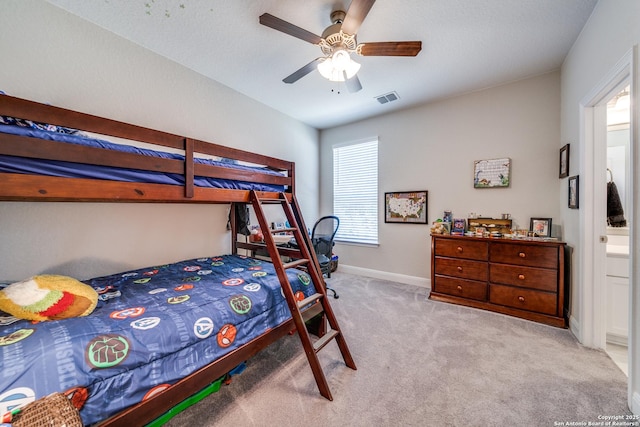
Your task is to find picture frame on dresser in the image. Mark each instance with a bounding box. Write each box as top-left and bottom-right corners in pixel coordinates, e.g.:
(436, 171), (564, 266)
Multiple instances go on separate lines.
(452, 218), (466, 233)
(530, 217), (552, 237)
(559, 143), (570, 178)
(568, 175), (579, 209)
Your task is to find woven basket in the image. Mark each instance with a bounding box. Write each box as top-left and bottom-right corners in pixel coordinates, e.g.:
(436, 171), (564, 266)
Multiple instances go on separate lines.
(12, 392), (83, 427)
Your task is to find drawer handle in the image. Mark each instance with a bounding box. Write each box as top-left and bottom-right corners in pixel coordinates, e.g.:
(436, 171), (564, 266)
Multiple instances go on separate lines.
(457, 285), (463, 291)
(518, 274), (525, 280)
(519, 252), (526, 258)
(457, 246), (463, 253)
(518, 296), (525, 302)
(457, 266), (463, 272)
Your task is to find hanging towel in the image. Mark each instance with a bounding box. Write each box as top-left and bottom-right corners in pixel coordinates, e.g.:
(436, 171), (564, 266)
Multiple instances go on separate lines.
(607, 181), (627, 227)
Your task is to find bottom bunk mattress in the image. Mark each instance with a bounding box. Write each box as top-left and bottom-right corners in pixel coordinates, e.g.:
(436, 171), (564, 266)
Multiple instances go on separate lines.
(0, 254), (315, 426)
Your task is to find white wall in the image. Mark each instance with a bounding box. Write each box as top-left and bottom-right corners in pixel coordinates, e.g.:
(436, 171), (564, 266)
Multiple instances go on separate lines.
(0, 0), (319, 281)
(560, 0), (640, 414)
(320, 72), (561, 282)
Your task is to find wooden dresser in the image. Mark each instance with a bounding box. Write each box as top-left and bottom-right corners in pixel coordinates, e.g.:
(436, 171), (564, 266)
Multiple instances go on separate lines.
(430, 235), (567, 327)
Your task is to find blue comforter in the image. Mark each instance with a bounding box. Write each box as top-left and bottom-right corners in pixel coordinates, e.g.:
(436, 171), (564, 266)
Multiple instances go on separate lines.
(0, 255), (313, 425)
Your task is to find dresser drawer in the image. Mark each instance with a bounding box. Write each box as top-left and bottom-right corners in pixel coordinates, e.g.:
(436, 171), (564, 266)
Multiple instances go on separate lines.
(434, 257), (488, 281)
(434, 239), (488, 261)
(489, 284), (557, 315)
(489, 243), (558, 269)
(434, 276), (487, 301)
(490, 264), (558, 292)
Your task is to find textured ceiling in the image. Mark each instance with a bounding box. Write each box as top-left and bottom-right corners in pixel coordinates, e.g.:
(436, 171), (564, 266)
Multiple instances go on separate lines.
(45, 0), (598, 129)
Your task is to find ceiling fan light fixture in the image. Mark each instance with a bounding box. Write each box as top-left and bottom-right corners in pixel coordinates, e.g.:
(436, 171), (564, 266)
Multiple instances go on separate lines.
(317, 50), (361, 82)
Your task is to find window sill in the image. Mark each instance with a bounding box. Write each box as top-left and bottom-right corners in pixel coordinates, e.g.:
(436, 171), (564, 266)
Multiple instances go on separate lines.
(335, 239), (379, 248)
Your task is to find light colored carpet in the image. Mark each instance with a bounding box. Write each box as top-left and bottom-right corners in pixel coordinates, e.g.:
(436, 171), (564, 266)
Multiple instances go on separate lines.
(166, 272), (630, 427)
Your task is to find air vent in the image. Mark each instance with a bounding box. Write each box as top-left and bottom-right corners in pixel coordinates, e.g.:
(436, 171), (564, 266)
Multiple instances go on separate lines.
(375, 91), (399, 105)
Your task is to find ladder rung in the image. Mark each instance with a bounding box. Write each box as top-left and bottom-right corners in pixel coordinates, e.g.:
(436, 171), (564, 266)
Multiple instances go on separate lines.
(270, 227), (297, 234)
(298, 292), (323, 309)
(300, 299), (323, 321)
(282, 259), (309, 269)
(257, 198), (283, 204)
(313, 329), (339, 353)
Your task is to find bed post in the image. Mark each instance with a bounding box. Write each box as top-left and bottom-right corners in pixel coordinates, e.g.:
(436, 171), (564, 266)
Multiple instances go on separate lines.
(230, 203), (238, 255)
(289, 163), (295, 195)
(184, 138), (194, 198)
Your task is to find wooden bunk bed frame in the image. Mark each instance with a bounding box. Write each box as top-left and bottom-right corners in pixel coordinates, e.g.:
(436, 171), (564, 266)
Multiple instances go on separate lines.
(0, 95), (355, 426)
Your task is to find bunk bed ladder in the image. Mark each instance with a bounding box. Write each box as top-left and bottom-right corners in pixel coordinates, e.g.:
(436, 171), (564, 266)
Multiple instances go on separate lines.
(249, 190), (357, 401)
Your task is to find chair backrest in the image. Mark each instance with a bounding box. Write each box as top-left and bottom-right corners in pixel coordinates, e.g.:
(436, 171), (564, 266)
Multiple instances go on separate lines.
(311, 216), (339, 260)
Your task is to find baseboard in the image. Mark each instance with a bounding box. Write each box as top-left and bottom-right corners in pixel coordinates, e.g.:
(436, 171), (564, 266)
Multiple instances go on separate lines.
(606, 332), (629, 347)
(338, 264), (430, 289)
(569, 314), (581, 341)
(632, 392), (640, 415)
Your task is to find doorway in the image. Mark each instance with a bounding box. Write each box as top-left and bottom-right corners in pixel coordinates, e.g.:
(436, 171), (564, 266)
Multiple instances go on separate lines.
(605, 85), (631, 375)
(579, 49), (632, 351)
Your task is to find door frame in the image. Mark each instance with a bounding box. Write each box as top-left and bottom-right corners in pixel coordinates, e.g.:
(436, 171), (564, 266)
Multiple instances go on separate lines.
(579, 46), (638, 412)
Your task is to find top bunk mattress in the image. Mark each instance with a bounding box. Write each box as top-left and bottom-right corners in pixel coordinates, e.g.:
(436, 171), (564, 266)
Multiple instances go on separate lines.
(0, 121), (286, 193)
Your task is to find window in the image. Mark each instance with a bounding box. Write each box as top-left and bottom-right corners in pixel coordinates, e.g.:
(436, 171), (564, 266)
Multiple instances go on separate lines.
(333, 138), (378, 245)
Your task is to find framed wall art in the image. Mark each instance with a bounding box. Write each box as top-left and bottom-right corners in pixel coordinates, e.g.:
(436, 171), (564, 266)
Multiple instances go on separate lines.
(559, 144), (570, 178)
(473, 158), (510, 188)
(530, 217), (552, 237)
(384, 191), (428, 224)
(568, 175), (579, 209)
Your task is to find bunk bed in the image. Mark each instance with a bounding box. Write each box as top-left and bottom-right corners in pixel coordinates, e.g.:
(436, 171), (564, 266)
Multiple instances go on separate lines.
(0, 94), (354, 426)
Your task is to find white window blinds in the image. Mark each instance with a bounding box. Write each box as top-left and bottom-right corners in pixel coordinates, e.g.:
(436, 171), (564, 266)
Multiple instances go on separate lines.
(333, 139), (378, 245)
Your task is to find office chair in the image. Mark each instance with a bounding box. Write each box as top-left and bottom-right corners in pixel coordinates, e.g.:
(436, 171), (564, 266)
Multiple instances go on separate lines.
(311, 215), (340, 299)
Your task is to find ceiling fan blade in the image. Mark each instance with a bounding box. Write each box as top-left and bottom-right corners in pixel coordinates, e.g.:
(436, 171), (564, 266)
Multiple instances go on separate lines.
(358, 41), (422, 56)
(283, 58), (324, 84)
(259, 13), (323, 45)
(345, 73), (363, 93)
(341, 0), (376, 35)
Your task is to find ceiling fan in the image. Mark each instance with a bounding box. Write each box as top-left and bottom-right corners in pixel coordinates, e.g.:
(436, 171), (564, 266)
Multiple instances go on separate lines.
(259, 0), (422, 93)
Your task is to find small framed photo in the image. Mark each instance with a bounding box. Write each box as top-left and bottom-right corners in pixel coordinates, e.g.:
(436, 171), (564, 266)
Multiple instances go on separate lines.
(559, 144), (570, 178)
(385, 191), (428, 224)
(530, 217), (552, 237)
(568, 175), (579, 209)
(452, 218), (466, 233)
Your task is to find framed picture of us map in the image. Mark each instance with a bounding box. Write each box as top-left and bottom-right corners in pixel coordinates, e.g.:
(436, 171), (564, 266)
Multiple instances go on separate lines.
(384, 191), (428, 224)
(474, 158), (511, 188)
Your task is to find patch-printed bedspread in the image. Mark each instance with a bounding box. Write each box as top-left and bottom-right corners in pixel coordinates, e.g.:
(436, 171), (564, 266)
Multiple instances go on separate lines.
(0, 255), (314, 425)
